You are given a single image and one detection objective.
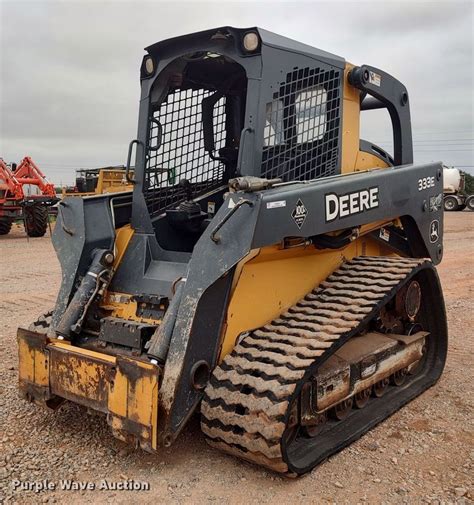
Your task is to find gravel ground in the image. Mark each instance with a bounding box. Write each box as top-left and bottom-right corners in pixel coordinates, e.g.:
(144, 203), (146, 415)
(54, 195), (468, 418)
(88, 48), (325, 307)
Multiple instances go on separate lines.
(0, 212), (473, 504)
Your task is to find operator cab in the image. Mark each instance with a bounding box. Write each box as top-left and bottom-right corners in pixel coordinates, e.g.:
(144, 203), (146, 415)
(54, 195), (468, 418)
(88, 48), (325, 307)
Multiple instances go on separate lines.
(132, 27), (346, 252)
(142, 50), (247, 251)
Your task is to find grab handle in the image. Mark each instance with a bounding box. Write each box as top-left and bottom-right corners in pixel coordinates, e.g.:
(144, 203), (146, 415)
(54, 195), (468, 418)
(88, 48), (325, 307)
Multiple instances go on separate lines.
(210, 198), (253, 244)
(126, 139), (143, 184)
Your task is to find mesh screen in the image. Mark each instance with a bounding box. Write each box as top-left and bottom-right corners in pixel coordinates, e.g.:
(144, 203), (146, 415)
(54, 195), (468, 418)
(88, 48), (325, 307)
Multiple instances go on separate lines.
(261, 66), (341, 181)
(144, 88), (226, 217)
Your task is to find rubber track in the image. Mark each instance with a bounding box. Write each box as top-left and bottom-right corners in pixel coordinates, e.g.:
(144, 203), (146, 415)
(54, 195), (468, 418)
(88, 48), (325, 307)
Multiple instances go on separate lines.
(201, 256), (427, 474)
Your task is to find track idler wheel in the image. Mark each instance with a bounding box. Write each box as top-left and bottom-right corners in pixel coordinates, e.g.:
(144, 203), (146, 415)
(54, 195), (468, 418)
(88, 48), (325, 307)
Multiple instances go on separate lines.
(391, 367), (408, 386)
(302, 413), (327, 438)
(373, 378), (390, 397)
(331, 398), (353, 421)
(354, 387), (371, 408)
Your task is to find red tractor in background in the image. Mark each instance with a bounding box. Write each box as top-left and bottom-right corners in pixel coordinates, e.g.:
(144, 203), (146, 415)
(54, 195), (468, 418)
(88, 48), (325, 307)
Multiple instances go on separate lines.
(0, 156), (58, 237)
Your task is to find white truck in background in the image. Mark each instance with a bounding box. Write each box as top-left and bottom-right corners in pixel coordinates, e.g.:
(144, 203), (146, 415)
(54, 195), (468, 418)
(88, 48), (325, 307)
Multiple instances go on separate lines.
(443, 166), (474, 211)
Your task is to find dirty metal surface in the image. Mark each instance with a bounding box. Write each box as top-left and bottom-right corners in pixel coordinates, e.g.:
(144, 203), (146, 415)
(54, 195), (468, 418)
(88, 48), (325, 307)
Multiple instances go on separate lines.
(49, 344), (113, 412)
(17, 322), (160, 451)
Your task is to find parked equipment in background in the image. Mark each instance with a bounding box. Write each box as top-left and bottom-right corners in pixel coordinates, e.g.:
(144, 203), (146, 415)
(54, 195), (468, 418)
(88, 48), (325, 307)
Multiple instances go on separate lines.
(0, 156), (58, 236)
(62, 166), (134, 197)
(443, 166), (474, 211)
(18, 27), (448, 476)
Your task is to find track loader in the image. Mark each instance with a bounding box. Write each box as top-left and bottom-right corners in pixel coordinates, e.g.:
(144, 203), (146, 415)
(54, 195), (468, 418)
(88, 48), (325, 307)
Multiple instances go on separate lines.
(18, 27), (448, 475)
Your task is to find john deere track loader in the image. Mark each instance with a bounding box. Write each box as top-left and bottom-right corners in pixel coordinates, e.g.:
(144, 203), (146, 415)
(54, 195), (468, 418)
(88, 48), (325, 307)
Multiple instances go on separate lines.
(18, 27), (448, 475)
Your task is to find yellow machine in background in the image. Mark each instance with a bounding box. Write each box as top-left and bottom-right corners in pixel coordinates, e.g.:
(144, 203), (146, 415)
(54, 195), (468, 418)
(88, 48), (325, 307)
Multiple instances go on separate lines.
(62, 167), (134, 197)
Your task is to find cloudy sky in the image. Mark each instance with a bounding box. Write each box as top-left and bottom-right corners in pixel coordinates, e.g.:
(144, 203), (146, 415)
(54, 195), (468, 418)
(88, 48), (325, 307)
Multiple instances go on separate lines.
(1, 0), (473, 184)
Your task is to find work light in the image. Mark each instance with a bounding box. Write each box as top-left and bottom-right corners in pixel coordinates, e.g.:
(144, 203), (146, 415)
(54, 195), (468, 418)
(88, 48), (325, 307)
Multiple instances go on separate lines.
(242, 32), (259, 52)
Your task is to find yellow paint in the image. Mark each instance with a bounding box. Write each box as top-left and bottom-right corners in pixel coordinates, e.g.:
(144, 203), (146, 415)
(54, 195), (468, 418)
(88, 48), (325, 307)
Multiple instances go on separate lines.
(18, 332), (159, 451)
(341, 63), (361, 174)
(219, 233), (396, 361)
(95, 169), (134, 194)
(108, 358), (159, 450)
(354, 150), (390, 171)
(17, 336), (49, 387)
(50, 343), (158, 449)
(49, 346), (111, 406)
(99, 225), (161, 324)
(341, 62), (391, 173)
(108, 362), (128, 417)
(50, 341), (116, 362)
(101, 291), (163, 324)
(113, 224), (135, 268)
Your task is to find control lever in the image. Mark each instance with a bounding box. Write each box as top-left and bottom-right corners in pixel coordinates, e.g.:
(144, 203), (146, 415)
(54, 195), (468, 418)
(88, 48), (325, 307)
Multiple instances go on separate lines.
(180, 179), (194, 201)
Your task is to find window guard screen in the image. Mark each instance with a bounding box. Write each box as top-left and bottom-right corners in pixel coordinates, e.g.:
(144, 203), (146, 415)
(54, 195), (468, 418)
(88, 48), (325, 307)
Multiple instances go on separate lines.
(262, 66), (341, 182)
(144, 88), (226, 218)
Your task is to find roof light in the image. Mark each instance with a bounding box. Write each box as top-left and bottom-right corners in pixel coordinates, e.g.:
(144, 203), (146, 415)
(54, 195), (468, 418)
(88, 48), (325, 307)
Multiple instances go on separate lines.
(243, 32), (259, 52)
(144, 56), (155, 75)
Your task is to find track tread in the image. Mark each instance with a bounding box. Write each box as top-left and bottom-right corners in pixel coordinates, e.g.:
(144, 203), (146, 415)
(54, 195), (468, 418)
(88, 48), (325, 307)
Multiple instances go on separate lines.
(243, 336), (326, 359)
(201, 256), (428, 474)
(223, 355), (304, 382)
(234, 346), (315, 369)
(212, 367), (297, 397)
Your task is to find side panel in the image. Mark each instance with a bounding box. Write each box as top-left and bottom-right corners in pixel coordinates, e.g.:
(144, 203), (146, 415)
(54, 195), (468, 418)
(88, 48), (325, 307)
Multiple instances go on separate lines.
(253, 162), (444, 262)
(219, 234), (392, 361)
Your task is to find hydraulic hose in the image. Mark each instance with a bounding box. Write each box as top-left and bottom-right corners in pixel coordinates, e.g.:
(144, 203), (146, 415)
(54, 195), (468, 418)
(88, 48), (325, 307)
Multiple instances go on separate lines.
(146, 279), (185, 363)
(55, 249), (114, 340)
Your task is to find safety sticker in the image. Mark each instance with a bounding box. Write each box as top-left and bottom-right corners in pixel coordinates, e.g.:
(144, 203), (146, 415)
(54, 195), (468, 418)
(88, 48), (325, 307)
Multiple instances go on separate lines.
(379, 227), (390, 242)
(267, 200), (286, 209)
(369, 71), (381, 87)
(292, 199), (308, 229)
(207, 201), (216, 215)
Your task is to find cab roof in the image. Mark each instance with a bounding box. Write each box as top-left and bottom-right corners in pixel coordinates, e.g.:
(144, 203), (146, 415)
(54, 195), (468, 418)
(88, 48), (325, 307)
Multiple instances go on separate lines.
(145, 26), (345, 69)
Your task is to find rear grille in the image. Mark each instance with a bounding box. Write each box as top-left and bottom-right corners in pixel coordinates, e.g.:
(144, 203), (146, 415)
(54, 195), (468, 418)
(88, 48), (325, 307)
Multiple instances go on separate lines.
(261, 66), (341, 182)
(144, 88), (226, 218)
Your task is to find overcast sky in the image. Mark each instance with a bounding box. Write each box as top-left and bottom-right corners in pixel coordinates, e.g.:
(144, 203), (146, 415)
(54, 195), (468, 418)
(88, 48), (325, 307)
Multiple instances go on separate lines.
(1, 0), (473, 184)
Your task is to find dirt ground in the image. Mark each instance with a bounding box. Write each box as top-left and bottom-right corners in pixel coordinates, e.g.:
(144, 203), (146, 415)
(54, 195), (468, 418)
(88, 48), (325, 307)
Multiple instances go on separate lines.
(1, 212), (473, 504)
